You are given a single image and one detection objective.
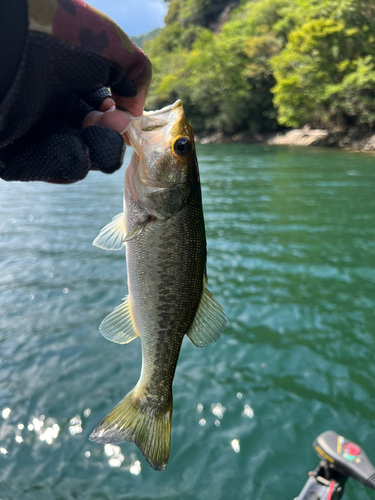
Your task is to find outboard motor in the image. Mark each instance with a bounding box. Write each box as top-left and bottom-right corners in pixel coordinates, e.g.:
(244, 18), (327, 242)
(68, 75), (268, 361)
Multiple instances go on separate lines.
(295, 430), (375, 500)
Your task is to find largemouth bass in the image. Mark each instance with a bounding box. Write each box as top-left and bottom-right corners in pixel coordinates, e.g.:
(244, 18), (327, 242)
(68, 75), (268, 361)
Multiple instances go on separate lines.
(89, 100), (226, 471)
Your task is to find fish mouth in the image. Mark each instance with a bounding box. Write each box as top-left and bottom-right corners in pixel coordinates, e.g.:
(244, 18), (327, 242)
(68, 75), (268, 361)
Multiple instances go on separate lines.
(143, 100), (182, 119)
(126, 100), (184, 157)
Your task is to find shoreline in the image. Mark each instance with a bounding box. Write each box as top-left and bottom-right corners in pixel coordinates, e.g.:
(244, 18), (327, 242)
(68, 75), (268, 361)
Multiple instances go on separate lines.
(195, 126), (375, 152)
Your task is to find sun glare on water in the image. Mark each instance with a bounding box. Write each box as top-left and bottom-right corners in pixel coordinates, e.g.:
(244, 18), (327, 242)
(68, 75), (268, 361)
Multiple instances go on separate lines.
(1, 393), (253, 471)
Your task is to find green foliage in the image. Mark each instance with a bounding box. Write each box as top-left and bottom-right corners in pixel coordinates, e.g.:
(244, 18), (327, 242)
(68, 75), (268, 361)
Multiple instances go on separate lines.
(145, 0), (289, 133)
(164, 0), (230, 27)
(164, 0), (183, 25)
(144, 0), (375, 133)
(326, 56), (375, 126)
(271, 0), (375, 128)
(130, 28), (161, 49)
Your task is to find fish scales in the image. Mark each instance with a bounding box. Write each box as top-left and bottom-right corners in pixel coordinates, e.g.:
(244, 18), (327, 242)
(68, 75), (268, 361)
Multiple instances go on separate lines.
(127, 194), (206, 408)
(90, 100), (226, 471)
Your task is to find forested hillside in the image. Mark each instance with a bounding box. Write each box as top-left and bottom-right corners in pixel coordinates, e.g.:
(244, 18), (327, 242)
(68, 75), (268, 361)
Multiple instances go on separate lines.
(143, 0), (375, 135)
(131, 28), (162, 49)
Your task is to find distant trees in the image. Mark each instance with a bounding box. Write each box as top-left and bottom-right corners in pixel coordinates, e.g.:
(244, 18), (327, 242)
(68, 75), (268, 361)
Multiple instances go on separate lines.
(271, 0), (375, 128)
(144, 0), (375, 133)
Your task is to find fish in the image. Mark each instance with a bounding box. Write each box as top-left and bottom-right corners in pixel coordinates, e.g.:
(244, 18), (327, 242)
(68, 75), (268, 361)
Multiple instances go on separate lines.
(89, 100), (226, 471)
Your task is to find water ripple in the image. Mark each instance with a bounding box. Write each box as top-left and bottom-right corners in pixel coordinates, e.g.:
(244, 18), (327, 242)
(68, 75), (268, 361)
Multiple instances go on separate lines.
(1, 145), (375, 499)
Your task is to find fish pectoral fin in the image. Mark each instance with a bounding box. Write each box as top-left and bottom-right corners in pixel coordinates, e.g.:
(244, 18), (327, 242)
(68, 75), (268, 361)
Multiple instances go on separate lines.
(89, 389), (172, 472)
(187, 284), (227, 348)
(124, 219), (149, 242)
(93, 213), (126, 251)
(99, 296), (139, 344)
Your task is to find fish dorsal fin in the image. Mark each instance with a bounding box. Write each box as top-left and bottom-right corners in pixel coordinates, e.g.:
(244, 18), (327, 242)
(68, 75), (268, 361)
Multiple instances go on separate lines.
(99, 296), (139, 344)
(93, 213), (126, 251)
(187, 284), (226, 348)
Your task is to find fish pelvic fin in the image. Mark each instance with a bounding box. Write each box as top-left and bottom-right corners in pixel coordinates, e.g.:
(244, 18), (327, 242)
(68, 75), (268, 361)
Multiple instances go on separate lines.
(187, 283), (227, 348)
(93, 213), (126, 251)
(89, 390), (172, 472)
(99, 295), (139, 344)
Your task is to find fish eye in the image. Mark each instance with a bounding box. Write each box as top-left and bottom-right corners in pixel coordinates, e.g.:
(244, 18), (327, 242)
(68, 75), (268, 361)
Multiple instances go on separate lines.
(173, 137), (191, 158)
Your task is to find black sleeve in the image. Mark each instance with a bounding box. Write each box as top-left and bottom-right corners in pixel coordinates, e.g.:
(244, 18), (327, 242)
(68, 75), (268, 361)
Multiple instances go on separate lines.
(0, 0), (148, 183)
(0, 0), (28, 103)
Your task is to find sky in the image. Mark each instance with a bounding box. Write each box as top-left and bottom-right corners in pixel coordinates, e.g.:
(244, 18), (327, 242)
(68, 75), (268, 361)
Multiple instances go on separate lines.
(88, 0), (168, 36)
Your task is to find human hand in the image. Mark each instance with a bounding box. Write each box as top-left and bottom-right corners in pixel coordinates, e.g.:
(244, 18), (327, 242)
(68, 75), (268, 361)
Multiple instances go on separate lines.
(0, 0), (151, 184)
(83, 78), (151, 147)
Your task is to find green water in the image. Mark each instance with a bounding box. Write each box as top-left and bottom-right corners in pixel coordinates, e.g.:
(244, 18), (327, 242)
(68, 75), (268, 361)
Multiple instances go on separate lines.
(1, 145), (375, 499)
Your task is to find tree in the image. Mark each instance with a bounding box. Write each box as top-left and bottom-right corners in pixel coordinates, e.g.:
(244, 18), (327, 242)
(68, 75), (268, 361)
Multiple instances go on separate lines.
(146, 0), (291, 133)
(271, 0), (375, 128)
(145, 0), (375, 133)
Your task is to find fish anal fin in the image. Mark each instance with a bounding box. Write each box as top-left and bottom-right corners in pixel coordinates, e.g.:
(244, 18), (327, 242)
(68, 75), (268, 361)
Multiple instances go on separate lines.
(89, 389), (172, 472)
(93, 213), (126, 251)
(187, 284), (226, 348)
(99, 296), (139, 344)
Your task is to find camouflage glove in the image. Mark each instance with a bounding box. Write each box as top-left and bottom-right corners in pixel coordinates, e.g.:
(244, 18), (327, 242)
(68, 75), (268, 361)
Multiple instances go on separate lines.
(0, 0), (151, 183)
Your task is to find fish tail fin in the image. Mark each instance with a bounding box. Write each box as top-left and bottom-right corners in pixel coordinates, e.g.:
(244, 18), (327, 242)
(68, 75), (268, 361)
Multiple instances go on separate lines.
(89, 389), (172, 472)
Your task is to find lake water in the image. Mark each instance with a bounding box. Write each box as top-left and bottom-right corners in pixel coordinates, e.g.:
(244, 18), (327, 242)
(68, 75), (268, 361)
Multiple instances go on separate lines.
(1, 144), (375, 500)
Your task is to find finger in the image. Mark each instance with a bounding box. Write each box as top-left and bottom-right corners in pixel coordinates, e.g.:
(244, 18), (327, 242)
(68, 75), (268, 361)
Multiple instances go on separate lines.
(0, 132), (91, 183)
(113, 78), (151, 117)
(79, 87), (113, 110)
(57, 94), (94, 129)
(79, 126), (125, 174)
(99, 97), (116, 112)
(82, 110), (103, 129)
(83, 108), (132, 135)
(0, 126), (125, 183)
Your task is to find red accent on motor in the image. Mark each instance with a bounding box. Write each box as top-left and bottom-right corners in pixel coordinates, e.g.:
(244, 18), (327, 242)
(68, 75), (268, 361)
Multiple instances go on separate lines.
(343, 442), (361, 456)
